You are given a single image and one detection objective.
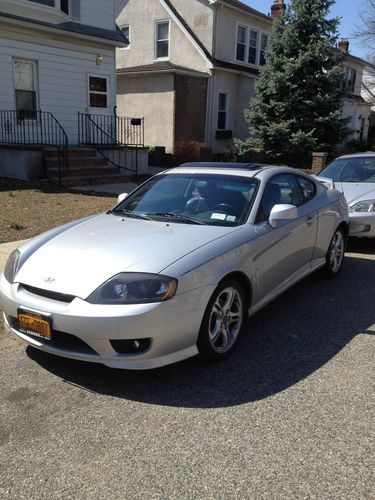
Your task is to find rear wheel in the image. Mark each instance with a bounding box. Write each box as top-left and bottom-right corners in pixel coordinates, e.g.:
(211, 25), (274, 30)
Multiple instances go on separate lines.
(323, 227), (345, 278)
(197, 280), (246, 361)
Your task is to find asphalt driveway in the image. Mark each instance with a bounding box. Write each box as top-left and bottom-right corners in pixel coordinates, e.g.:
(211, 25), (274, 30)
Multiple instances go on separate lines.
(0, 239), (374, 499)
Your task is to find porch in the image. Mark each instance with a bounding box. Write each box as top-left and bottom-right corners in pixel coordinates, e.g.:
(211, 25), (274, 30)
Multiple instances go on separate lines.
(0, 110), (148, 185)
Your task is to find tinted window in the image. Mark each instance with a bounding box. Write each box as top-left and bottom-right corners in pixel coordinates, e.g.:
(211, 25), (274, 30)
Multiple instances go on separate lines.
(319, 157), (375, 183)
(256, 175), (302, 223)
(296, 176), (316, 203)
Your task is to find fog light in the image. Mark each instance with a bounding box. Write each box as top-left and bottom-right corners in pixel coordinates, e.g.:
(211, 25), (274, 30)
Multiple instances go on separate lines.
(110, 338), (151, 354)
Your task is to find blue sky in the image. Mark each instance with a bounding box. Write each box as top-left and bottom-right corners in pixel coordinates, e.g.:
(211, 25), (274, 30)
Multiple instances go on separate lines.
(243, 1), (370, 60)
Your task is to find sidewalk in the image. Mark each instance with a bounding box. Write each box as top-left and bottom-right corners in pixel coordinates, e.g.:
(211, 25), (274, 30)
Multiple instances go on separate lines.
(0, 240), (28, 272)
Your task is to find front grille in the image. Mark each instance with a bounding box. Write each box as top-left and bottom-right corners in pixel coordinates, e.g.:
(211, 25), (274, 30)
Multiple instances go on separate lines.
(9, 316), (97, 355)
(21, 284), (75, 303)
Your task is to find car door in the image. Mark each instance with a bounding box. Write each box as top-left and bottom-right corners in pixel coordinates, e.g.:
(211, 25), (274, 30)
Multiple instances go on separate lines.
(251, 174), (318, 304)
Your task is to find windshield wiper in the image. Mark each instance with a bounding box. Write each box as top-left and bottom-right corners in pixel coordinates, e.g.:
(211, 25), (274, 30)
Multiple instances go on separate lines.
(110, 209), (151, 220)
(149, 212), (205, 225)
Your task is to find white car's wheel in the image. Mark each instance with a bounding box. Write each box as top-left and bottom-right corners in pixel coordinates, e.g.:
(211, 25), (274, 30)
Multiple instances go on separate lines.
(197, 280), (246, 360)
(323, 227), (345, 278)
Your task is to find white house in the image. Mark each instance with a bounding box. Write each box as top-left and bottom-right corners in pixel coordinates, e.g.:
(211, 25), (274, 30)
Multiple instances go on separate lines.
(0, 0), (129, 181)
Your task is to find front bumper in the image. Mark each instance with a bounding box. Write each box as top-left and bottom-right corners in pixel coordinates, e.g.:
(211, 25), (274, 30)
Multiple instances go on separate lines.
(349, 212), (375, 238)
(0, 274), (215, 369)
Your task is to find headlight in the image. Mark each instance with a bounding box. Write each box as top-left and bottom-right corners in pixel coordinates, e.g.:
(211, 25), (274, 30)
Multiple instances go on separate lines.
(349, 200), (375, 213)
(4, 250), (21, 284)
(87, 273), (178, 305)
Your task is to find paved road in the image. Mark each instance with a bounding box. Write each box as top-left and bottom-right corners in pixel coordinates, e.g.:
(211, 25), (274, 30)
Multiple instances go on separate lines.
(0, 240), (374, 499)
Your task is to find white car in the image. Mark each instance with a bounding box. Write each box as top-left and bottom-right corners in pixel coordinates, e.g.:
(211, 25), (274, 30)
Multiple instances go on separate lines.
(0, 164), (349, 369)
(317, 152), (375, 237)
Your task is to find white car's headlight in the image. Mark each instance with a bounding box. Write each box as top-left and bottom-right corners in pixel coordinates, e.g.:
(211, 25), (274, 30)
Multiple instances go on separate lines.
(349, 200), (375, 213)
(87, 273), (178, 305)
(4, 250), (21, 284)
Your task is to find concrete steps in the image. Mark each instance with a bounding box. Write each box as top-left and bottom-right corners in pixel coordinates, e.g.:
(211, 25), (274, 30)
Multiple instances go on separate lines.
(44, 147), (124, 186)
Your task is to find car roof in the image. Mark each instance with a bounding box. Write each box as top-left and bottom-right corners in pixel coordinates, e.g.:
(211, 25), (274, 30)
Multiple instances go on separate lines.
(168, 162), (277, 177)
(336, 152), (375, 160)
(164, 163), (314, 181)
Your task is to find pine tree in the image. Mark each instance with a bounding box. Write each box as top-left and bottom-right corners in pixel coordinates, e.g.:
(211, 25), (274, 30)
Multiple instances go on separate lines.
(243, 0), (349, 165)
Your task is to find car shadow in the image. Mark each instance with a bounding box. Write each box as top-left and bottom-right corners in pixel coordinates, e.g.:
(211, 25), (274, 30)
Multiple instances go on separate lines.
(27, 252), (374, 409)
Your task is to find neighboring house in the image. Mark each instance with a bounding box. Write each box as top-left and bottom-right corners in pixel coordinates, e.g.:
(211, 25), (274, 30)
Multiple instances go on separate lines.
(0, 0), (128, 181)
(116, 0), (277, 156)
(116, 0), (373, 158)
(338, 40), (372, 147)
(362, 63), (375, 147)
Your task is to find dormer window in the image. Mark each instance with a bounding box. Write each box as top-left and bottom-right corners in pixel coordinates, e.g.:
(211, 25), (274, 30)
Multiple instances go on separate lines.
(26, 0), (80, 18)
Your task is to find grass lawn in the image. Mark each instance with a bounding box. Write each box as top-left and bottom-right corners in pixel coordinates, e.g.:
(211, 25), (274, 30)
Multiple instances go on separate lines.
(0, 178), (116, 244)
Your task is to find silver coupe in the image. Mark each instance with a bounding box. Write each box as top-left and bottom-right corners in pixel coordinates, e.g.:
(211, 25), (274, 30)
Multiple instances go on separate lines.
(0, 164), (349, 369)
(317, 152), (375, 238)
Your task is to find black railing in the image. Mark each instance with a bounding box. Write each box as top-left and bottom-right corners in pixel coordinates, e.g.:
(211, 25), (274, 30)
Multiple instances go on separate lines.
(0, 110), (69, 183)
(78, 112), (144, 174)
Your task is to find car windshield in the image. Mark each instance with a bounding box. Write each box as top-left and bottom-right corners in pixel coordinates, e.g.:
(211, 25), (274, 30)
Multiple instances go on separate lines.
(318, 157), (375, 183)
(112, 173), (259, 226)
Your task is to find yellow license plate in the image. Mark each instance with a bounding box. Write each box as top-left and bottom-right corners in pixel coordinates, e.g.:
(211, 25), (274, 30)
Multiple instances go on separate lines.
(18, 309), (52, 340)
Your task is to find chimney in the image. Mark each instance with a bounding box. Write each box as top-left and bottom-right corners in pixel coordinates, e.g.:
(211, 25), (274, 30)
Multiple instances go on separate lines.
(271, 0), (286, 20)
(338, 39), (350, 54)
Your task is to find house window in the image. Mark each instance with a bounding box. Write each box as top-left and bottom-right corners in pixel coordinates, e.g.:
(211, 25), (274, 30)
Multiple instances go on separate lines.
(155, 20), (170, 60)
(89, 76), (108, 108)
(259, 34), (268, 66)
(236, 25), (246, 62)
(218, 92), (228, 130)
(13, 59), (38, 119)
(341, 66), (357, 94)
(248, 29), (258, 65)
(120, 25), (131, 48)
(60, 0), (69, 15)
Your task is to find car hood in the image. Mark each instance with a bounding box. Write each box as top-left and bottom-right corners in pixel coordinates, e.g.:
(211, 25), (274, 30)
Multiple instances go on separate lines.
(15, 214), (239, 298)
(334, 182), (375, 206)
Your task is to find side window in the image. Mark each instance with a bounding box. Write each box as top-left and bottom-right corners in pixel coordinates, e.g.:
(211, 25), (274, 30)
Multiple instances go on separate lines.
(296, 176), (316, 203)
(13, 59), (38, 120)
(256, 175), (302, 223)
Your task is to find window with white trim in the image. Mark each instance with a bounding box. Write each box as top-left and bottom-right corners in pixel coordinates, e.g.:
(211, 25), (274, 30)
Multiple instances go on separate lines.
(218, 92), (228, 130)
(248, 29), (258, 65)
(89, 76), (108, 108)
(259, 34), (269, 66)
(13, 59), (38, 119)
(236, 25), (246, 61)
(120, 25), (131, 48)
(155, 20), (170, 60)
(235, 23), (269, 66)
(26, 0), (80, 18)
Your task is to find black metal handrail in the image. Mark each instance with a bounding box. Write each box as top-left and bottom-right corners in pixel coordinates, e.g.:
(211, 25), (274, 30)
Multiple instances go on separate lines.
(78, 112), (144, 175)
(78, 112), (144, 147)
(0, 110), (69, 183)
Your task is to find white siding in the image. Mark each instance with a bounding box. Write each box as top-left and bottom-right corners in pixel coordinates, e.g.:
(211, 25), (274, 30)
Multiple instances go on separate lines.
(80, 0), (115, 31)
(0, 26), (116, 143)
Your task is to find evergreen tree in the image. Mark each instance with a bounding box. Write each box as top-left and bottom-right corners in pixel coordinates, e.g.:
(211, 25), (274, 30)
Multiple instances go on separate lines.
(243, 0), (348, 165)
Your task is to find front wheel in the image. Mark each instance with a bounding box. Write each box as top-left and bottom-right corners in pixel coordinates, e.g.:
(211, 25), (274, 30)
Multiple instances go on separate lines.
(197, 280), (246, 361)
(323, 227), (345, 278)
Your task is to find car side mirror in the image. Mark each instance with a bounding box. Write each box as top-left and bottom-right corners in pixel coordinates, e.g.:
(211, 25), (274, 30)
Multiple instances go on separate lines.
(117, 193), (128, 204)
(269, 204), (298, 228)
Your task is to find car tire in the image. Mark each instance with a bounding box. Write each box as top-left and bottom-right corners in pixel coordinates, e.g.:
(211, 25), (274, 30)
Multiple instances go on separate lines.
(197, 279), (246, 361)
(322, 227), (346, 278)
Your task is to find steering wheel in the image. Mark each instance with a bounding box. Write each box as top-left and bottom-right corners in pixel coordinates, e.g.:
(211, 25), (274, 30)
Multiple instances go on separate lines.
(212, 203), (241, 217)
